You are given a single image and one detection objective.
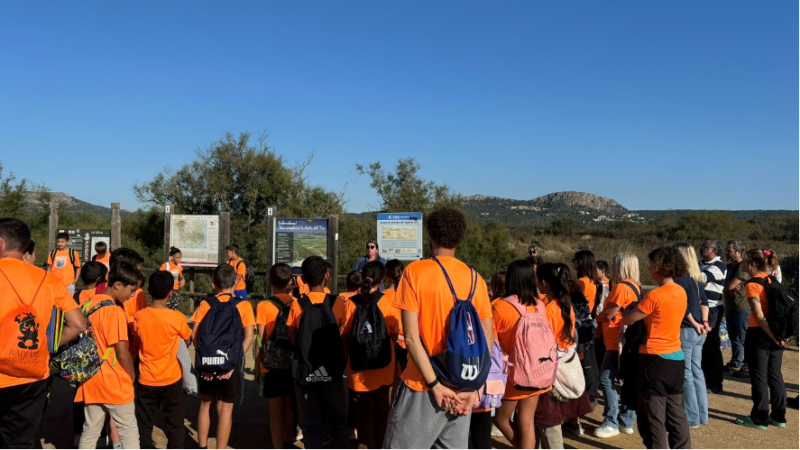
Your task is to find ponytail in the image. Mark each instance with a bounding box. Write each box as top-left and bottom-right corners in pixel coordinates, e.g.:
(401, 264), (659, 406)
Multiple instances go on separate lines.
(360, 261), (386, 302)
(744, 248), (779, 275)
(385, 259), (405, 290)
(537, 263), (575, 345)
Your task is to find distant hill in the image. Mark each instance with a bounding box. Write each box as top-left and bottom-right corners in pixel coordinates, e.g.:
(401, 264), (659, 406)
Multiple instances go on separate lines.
(23, 192), (134, 218)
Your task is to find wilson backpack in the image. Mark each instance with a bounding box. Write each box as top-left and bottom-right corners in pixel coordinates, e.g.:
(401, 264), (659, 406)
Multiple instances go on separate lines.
(476, 340), (507, 415)
(195, 295), (245, 375)
(745, 276), (799, 340)
(236, 260), (256, 293)
(0, 270), (49, 378)
(260, 296), (294, 371)
(424, 257), (491, 391)
(573, 290), (595, 354)
(500, 296), (558, 392)
(294, 294), (346, 385)
(49, 299), (117, 383)
(348, 292), (392, 371)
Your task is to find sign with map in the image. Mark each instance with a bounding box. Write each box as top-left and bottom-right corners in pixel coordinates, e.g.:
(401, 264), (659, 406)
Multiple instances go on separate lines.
(274, 219), (328, 267)
(169, 215), (220, 266)
(377, 213), (423, 261)
(58, 229), (111, 263)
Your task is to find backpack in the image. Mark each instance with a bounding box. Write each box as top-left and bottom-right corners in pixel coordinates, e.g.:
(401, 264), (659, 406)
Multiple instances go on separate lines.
(260, 296), (295, 371)
(500, 296), (558, 392)
(476, 340), (507, 415)
(348, 292), (392, 371)
(195, 295), (245, 375)
(745, 276), (799, 340)
(592, 281), (604, 316)
(294, 294), (346, 385)
(50, 249), (77, 268)
(550, 345), (585, 402)
(423, 257), (491, 391)
(49, 299), (117, 383)
(0, 270), (49, 378)
(236, 260), (256, 293)
(573, 291), (595, 354)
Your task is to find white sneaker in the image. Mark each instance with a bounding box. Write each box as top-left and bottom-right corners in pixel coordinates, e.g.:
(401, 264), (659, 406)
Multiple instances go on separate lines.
(620, 426), (635, 435)
(594, 425), (620, 439)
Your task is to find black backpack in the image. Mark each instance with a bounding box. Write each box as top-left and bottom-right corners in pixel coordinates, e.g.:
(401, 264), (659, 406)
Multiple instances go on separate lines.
(348, 293), (392, 371)
(745, 276), (799, 340)
(573, 291), (595, 354)
(592, 280), (605, 316)
(294, 294), (346, 385)
(235, 260), (256, 293)
(260, 296), (294, 371)
(195, 295), (245, 375)
(617, 281), (644, 410)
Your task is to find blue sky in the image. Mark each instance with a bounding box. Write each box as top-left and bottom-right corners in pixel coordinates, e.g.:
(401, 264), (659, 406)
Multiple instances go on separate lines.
(1, 1), (797, 213)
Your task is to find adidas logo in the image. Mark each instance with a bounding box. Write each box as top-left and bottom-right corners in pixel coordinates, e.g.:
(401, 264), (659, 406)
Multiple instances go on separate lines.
(306, 366), (332, 382)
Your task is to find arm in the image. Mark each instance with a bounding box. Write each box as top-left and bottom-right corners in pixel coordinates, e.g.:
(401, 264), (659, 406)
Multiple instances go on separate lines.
(242, 325), (255, 354)
(622, 306), (648, 326)
(178, 272), (186, 289)
(59, 308), (88, 345)
(596, 304), (620, 323)
(191, 323), (199, 346)
(74, 265), (81, 285)
(725, 278), (743, 293)
(748, 296), (783, 346)
(685, 311), (707, 335)
(114, 341), (136, 382)
(480, 317), (493, 353)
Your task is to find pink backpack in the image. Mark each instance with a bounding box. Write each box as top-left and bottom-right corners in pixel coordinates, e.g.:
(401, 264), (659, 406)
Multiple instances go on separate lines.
(501, 296), (558, 391)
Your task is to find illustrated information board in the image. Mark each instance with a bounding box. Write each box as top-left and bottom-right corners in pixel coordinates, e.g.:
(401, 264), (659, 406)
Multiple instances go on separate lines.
(59, 229), (111, 263)
(377, 213), (423, 261)
(274, 219), (328, 267)
(169, 215), (220, 266)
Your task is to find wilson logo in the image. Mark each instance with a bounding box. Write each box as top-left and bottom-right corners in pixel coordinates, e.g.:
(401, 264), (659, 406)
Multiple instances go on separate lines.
(461, 364), (479, 381)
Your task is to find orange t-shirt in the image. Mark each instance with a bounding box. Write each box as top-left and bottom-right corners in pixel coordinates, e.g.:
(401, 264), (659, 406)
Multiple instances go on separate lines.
(134, 307), (191, 386)
(256, 293), (294, 373)
(78, 289), (96, 306)
(160, 262), (184, 291)
(295, 277), (331, 297)
(492, 297), (550, 400)
(74, 295), (134, 405)
(544, 297), (577, 350)
(342, 291), (401, 392)
(94, 251), (111, 270)
(577, 277), (598, 313)
(0, 258), (78, 389)
(745, 273), (770, 328)
(637, 283), (686, 355)
(192, 293), (256, 327)
(393, 257), (492, 392)
(228, 258), (247, 291)
(123, 288), (148, 357)
(602, 280), (640, 349)
(286, 291), (346, 330)
(48, 249), (81, 286)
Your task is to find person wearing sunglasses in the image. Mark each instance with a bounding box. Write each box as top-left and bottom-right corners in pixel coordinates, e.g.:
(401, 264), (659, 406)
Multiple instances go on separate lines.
(528, 243), (540, 258)
(354, 240), (387, 272)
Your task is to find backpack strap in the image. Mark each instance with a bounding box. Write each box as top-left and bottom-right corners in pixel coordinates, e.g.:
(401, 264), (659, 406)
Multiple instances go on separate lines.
(0, 268), (47, 307)
(620, 281), (642, 302)
(297, 294), (313, 311)
(431, 257), (478, 303)
(83, 299), (116, 316)
(264, 296), (288, 311)
(70, 249), (77, 265)
(500, 295), (529, 318)
(323, 293), (339, 309)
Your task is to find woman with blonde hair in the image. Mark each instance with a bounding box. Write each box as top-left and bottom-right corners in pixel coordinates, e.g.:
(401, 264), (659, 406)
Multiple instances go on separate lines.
(594, 252), (641, 438)
(673, 243), (711, 428)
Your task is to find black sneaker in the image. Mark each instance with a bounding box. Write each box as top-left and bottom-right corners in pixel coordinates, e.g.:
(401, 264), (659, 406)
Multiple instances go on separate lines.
(732, 369), (750, 379)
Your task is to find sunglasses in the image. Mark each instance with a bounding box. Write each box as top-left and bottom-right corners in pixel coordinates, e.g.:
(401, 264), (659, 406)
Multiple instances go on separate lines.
(367, 245), (376, 250)
(529, 251), (537, 255)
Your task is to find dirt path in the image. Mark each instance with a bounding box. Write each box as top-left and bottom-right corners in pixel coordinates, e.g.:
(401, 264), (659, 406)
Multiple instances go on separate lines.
(41, 347), (798, 449)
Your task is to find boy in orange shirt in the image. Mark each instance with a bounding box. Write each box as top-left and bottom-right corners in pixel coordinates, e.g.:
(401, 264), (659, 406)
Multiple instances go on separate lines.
(191, 264), (255, 450)
(256, 263), (296, 450)
(48, 231), (82, 294)
(76, 263), (140, 449)
(225, 244), (248, 299)
(92, 241), (111, 270)
(134, 271), (191, 449)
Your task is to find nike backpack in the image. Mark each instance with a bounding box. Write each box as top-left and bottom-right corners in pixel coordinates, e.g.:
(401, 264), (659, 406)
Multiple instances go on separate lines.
(195, 295), (245, 375)
(500, 296), (558, 392)
(348, 292), (392, 371)
(294, 294), (346, 385)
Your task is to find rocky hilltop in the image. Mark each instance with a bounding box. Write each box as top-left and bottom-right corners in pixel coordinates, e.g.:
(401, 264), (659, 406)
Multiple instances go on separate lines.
(528, 191), (627, 214)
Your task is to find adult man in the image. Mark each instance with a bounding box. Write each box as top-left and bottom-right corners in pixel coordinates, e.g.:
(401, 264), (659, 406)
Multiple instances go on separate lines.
(384, 208), (493, 449)
(723, 240), (751, 377)
(699, 238), (727, 393)
(528, 242), (540, 259)
(0, 218), (87, 448)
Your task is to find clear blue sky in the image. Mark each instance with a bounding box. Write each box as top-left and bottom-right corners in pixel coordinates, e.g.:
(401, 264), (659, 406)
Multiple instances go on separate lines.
(1, 1), (797, 213)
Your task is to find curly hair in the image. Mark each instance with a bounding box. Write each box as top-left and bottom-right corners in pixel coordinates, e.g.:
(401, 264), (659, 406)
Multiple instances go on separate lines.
(427, 208), (467, 249)
(648, 246), (688, 280)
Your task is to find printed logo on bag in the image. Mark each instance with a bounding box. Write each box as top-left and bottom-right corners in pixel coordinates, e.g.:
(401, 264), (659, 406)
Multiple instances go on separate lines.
(16, 312), (40, 350)
(201, 349), (230, 366)
(466, 314), (475, 345)
(305, 366), (333, 382)
(359, 320), (373, 335)
(461, 363), (479, 381)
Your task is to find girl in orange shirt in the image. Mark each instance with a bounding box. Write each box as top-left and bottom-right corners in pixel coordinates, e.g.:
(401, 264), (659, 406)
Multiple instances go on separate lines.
(573, 250), (602, 408)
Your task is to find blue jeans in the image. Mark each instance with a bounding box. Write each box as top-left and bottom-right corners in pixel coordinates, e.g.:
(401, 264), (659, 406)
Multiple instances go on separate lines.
(599, 350), (635, 429)
(680, 327), (708, 426)
(726, 310), (750, 368)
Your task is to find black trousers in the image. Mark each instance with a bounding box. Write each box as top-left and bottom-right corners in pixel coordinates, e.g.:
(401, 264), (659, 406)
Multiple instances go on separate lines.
(0, 379), (47, 449)
(134, 380), (186, 449)
(702, 305), (724, 391)
(469, 410), (493, 449)
(745, 328), (787, 426)
(580, 345), (600, 402)
(636, 354), (691, 449)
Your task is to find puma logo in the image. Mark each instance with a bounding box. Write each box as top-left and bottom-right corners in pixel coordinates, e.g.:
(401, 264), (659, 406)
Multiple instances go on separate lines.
(538, 356), (553, 364)
(216, 349), (229, 360)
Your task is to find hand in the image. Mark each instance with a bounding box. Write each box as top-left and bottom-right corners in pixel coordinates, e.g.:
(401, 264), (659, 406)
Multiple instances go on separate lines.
(775, 339), (787, 347)
(733, 284), (742, 291)
(217, 369), (235, 380)
(200, 372), (215, 381)
(693, 323), (705, 336)
(449, 391), (479, 416)
(431, 383), (460, 412)
(703, 323), (712, 334)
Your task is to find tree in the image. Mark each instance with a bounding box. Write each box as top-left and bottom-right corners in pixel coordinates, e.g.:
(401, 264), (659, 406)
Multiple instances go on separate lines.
(1, 161), (31, 218)
(355, 158), (461, 213)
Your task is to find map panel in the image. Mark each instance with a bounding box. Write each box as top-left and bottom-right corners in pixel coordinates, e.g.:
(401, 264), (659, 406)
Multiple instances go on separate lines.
(377, 213), (423, 261)
(170, 215), (219, 266)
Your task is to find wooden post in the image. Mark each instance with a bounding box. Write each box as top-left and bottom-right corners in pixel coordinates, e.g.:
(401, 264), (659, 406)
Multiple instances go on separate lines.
(327, 215), (339, 293)
(265, 206), (277, 297)
(219, 212), (230, 264)
(48, 201), (59, 257)
(111, 203), (121, 250)
(163, 204), (173, 263)
(188, 267), (196, 313)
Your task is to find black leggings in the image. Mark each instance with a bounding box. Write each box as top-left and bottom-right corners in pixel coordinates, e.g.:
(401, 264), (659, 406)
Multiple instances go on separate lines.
(469, 411), (493, 449)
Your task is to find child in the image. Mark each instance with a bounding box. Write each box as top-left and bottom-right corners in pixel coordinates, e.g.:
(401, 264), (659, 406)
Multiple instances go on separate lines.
(22, 239), (36, 264)
(256, 263), (297, 450)
(134, 271), (191, 449)
(93, 241), (111, 270)
(191, 264), (255, 450)
(382, 260), (408, 375)
(341, 271), (362, 302)
(225, 244), (248, 299)
(47, 231), (82, 294)
(75, 263), (141, 449)
(160, 247), (185, 311)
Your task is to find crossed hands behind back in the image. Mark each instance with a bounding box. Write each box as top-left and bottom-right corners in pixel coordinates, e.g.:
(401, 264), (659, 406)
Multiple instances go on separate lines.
(430, 383), (479, 416)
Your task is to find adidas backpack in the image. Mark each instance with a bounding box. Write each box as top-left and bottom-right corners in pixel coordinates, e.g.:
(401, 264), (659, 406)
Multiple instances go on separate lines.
(424, 257), (491, 391)
(50, 299), (117, 383)
(294, 294), (346, 385)
(195, 295), (245, 375)
(260, 296), (294, 371)
(0, 270), (49, 378)
(500, 296), (558, 392)
(745, 276), (799, 340)
(349, 292), (392, 371)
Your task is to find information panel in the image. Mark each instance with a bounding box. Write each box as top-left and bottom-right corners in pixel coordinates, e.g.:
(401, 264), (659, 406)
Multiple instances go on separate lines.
(169, 215), (220, 266)
(58, 229), (111, 263)
(377, 212), (423, 261)
(274, 219), (329, 267)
